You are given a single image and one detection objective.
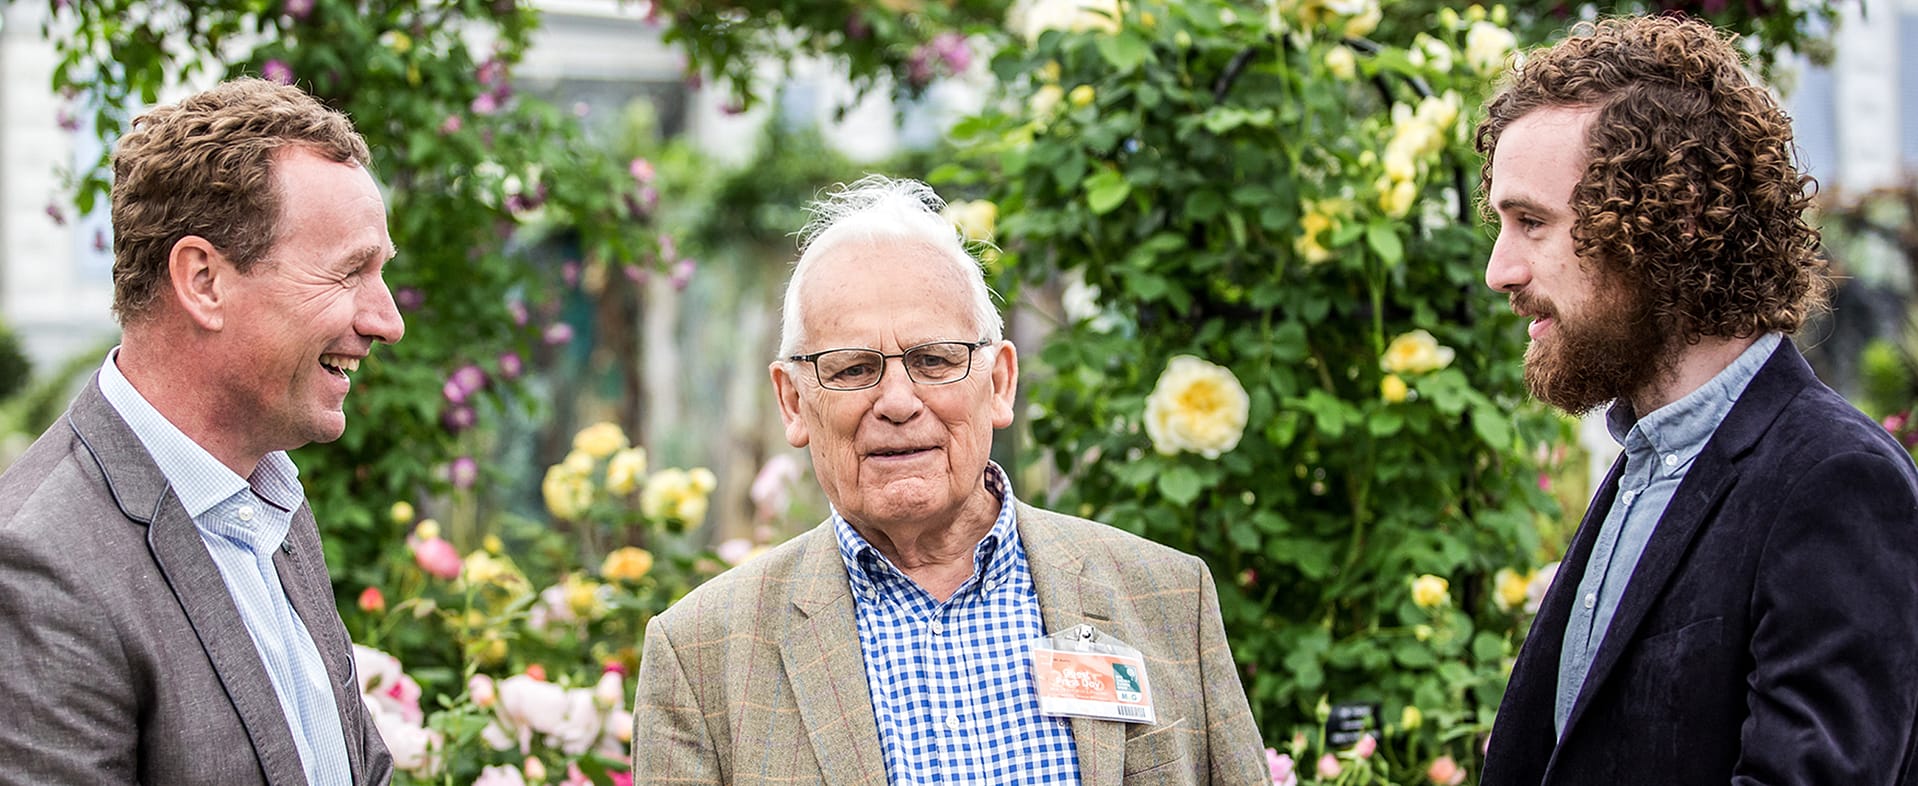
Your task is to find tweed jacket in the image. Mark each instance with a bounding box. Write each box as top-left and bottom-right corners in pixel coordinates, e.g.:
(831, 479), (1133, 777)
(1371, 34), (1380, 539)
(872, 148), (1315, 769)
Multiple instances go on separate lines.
(0, 376), (393, 785)
(1481, 341), (1918, 785)
(632, 501), (1267, 785)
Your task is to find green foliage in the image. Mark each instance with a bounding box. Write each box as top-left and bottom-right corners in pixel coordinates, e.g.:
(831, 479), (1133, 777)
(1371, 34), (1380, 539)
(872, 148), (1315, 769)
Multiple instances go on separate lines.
(0, 322), (30, 402)
(47, 0), (660, 602)
(949, 1), (1561, 775)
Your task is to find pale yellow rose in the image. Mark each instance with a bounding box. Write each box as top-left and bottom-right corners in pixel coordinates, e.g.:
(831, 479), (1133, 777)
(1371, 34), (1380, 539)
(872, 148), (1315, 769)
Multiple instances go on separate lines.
(1069, 84), (1095, 107)
(1400, 704), (1423, 730)
(542, 465), (594, 520)
(688, 467), (718, 494)
(390, 500), (415, 525)
(1030, 84), (1065, 120)
(414, 519), (441, 541)
(1379, 179), (1417, 218)
(605, 447), (648, 496)
(1380, 374), (1409, 404)
(1494, 567), (1531, 612)
(1411, 574), (1450, 608)
(1144, 355), (1250, 459)
(561, 449), (596, 475)
(1012, 0), (1123, 43)
(1325, 45), (1357, 80)
(563, 576), (609, 620)
(1341, 3), (1381, 37)
(1380, 329), (1456, 375)
(1465, 21), (1517, 75)
(943, 200), (998, 244)
(460, 551), (523, 588)
(1296, 201), (1340, 265)
(601, 547), (655, 582)
(571, 421), (629, 460)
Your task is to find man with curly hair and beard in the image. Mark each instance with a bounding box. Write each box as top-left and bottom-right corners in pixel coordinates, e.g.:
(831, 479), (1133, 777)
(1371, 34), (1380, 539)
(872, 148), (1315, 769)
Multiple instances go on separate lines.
(1476, 15), (1918, 786)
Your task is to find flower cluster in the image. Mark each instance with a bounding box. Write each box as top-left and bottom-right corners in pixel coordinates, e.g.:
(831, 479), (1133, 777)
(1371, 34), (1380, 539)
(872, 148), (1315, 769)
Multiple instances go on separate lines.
(1377, 93), (1462, 218)
(1379, 330), (1458, 404)
(1145, 355), (1251, 459)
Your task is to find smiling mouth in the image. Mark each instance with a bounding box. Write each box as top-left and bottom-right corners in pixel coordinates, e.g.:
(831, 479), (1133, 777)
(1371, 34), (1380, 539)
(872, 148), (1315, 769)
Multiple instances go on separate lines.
(319, 354), (362, 380)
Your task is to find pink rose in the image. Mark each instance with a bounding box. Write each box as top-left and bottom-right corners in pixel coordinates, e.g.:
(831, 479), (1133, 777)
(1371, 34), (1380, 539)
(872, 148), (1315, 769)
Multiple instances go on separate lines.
(1427, 754), (1466, 785)
(410, 536), (462, 580)
(1265, 747), (1298, 786)
(1354, 733), (1378, 759)
(1317, 753), (1342, 779)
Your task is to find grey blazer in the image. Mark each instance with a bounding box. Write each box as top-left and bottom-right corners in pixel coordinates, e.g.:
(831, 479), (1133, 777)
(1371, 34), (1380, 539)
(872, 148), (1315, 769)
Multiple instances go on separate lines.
(0, 376), (393, 785)
(633, 501), (1269, 785)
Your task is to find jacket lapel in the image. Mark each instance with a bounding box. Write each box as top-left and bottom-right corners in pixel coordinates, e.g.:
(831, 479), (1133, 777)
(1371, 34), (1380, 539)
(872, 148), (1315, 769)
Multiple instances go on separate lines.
(275, 505), (368, 782)
(1019, 504), (1125, 786)
(67, 379), (309, 785)
(781, 523), (888, 786)
(1553, 341), (1809, 748)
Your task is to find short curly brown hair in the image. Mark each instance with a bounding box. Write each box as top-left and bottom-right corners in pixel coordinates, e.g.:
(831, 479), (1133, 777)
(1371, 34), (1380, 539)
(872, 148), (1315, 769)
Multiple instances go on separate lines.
(110, 77), (371, 324)
(1475, 15), (1827, 338)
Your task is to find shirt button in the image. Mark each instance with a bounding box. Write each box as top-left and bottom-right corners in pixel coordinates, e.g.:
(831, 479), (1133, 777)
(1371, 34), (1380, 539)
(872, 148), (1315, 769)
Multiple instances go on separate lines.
(1663, 454), (1678, 467)
(1621, 490), (1636, 504)
(1583, 592), (1597, 609)
(929, 620), (945, 635)
(236, 505), (254, 521)
(945, 713), (960, 730)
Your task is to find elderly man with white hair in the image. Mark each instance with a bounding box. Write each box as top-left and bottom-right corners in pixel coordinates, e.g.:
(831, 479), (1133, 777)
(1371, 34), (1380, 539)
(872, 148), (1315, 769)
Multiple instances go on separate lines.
(631, 175), (1266, 785)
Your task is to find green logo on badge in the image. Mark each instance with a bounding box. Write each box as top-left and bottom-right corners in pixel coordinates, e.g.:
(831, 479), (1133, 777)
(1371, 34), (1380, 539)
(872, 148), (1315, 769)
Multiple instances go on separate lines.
(1113, 663), (1142, 700)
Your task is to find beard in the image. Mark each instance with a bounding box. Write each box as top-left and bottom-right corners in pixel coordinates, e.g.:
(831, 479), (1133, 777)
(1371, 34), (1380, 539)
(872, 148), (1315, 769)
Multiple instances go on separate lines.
(1515, 276), (1672, 416)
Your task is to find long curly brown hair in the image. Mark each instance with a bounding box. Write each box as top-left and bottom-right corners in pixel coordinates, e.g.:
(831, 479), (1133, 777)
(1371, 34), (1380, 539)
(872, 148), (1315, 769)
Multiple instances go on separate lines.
(1475, 15), (1826, 338)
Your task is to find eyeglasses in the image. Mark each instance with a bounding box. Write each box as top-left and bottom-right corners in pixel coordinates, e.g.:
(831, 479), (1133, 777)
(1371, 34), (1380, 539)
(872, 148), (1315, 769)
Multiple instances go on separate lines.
(787, 339), (993, 391)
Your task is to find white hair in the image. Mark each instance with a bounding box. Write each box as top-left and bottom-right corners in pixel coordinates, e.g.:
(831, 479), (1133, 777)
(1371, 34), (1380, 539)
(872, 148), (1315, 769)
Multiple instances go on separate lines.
(776, 174), (1004, 358)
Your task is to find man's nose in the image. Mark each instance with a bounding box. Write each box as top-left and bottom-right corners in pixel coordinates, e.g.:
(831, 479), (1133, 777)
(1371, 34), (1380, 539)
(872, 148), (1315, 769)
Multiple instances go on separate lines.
(1485, 234), (1529, 293)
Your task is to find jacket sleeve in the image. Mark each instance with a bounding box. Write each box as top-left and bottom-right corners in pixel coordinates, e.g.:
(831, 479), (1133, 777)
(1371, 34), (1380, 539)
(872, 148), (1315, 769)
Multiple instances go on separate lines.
(0, 532), (141, 783)
(1195, 561), (1271, 785)
(1736, 450), (1918, 785)
(632, 615), (723, 784)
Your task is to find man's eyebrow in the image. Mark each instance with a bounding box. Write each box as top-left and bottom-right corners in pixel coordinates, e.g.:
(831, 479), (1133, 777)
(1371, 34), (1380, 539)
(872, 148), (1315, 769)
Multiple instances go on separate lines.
(1494, 196), (1556, 215)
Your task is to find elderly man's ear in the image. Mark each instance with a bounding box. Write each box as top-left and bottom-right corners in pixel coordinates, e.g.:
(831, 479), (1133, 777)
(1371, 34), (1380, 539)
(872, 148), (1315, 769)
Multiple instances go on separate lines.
(770, 362), (810, 448)
(989, 341), (1018, 430)
(167, 235), (236, 331)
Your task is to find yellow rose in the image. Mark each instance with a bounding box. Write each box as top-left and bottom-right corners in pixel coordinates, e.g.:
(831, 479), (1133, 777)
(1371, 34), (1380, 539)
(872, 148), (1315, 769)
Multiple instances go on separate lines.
(390, 500), (415, 525)
(1069, 84), (1095, 108)
(483, 534), (504, 554)
(561, 449), (596, 475)
(1342, 3), (1381, 37)
(1400, 704), (1423, 730)
(542, 465), (593, 520)
(1296, 201), (1339, 265)
(605, 447), (648, 496)
(572, 421), (629, 459)
(380, 30), (413, 55)
(601, 547), (655, 582)
(1494, 567), (1531, 612)
(1380, 374), (1408, 404)
(688, 467), (718, 495)
(1465, 21), (1517, 75)
(1380, 179), (1417, 219)
(564, 576), (608, 620)
(1144, 355), (1250, 459)
(1411, 574), (1450, 609)
(1030, 84), (1065, 120)
(1325, 45), (1357, 80)
(461, 551), (517, 586)
(1381, 329), (1456, 375)
(943, 200), (999, 244)
(413, 519), (440, 541)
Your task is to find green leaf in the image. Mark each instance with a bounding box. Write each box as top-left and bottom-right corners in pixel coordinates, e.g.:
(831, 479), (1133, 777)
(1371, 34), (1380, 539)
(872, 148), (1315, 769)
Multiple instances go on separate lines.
(1472, 405), (1516, 450)
(1365, 222), (1405, 265)
(1158, 464), (1204, 506)
(1084, 169), (1132, 215)
(1095, 30), (1151, 72)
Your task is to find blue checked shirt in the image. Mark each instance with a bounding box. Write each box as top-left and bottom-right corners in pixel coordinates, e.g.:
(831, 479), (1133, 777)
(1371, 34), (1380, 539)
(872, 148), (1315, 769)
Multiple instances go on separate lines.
(100, 350), (353, 786)
(835, 463), (1080, 785)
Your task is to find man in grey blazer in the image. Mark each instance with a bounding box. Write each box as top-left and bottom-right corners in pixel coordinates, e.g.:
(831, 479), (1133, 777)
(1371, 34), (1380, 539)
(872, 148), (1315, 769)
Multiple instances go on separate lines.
(0, 79), (400, 784)
(632, 176), (1267, 784)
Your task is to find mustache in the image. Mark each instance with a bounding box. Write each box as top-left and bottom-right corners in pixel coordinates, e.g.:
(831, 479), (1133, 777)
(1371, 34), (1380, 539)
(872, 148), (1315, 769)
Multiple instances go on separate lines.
(1509, 291), (1557, 320)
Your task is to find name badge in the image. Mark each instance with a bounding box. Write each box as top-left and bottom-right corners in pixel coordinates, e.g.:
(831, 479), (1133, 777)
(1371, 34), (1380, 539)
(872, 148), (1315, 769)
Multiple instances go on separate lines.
(1030, 624), (1156, 724)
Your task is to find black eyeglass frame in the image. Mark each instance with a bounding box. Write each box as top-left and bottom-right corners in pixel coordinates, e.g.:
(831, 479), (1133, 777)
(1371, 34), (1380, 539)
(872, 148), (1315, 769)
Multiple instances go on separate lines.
(786, 338), (994, 391)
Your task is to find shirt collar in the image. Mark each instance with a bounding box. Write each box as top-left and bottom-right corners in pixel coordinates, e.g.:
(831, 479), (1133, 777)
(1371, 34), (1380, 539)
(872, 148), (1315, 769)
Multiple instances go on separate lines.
(97, 347), (304, 518)
(835, 462), (1020, 598)
(1605, 332), (1781, 457)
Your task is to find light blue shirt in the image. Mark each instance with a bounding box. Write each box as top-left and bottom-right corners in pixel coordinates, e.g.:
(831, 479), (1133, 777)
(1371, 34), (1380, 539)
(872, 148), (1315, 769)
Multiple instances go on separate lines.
(1554, 333), (1781, 737)
(99, 350), (352, 786)
(836, 463), (1080, 785)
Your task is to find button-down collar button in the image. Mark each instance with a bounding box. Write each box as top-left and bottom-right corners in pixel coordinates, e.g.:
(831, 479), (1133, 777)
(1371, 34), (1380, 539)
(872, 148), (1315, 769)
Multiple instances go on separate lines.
(236, 505), (254, 522)
(1583, 592), (1597, 609)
